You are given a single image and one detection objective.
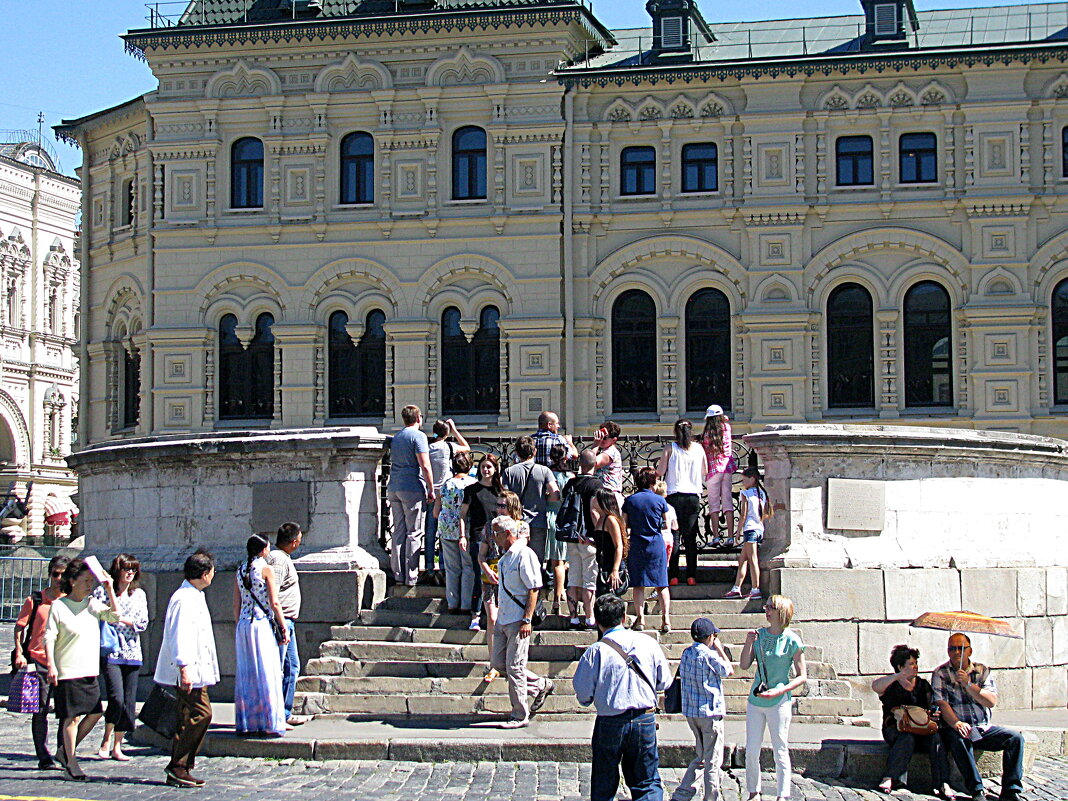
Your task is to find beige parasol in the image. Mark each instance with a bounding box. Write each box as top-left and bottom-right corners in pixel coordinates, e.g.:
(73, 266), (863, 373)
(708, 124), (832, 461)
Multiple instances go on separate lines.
(909, 610), (1022, 639)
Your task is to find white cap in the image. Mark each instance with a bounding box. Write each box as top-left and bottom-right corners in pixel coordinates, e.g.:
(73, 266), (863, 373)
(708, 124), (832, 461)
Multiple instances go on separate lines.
(704, 404), (724, 418)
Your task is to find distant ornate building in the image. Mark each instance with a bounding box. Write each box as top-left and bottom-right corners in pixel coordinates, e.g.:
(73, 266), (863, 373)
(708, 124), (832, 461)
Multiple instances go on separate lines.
(0, 138), (80, 541)
(57, 0), (1068, 447)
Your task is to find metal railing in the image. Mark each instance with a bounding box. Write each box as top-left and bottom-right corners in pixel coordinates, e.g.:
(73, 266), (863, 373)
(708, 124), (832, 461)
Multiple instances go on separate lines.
(0, 556), (50, 622)
(379, 433), (757, 557)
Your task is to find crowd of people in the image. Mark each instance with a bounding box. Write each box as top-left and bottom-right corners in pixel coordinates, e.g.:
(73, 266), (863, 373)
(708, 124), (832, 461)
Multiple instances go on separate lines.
(9, 522), (309, 787)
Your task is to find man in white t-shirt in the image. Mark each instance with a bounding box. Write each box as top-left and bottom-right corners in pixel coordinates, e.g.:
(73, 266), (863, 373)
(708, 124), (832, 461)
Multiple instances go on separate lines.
(491, 516), (553, 728)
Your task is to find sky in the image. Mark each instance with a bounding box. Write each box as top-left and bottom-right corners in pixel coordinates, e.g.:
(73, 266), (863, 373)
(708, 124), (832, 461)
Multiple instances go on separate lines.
(0, 0), (1046, 177)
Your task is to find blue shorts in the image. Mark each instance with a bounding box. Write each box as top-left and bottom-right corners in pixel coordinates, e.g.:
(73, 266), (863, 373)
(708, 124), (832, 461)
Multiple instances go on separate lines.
(742, 530), (764, 544)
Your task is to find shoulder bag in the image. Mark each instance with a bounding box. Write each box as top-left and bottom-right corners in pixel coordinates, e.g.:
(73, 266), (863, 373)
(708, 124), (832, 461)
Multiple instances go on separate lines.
(601, 637), (660, 712)
(240, 563), (286, 644)
(138, 683), (180, 739)
(892, 704), (939, 736)
(751, 630), (769, 696)
(661, 666), (683, 715)
(498, 557), (546, 627)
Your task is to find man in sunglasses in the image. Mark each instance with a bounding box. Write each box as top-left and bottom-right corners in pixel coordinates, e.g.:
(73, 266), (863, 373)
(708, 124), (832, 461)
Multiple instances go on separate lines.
(932, 633), (1024, 801)
(12, 555), (70, 769)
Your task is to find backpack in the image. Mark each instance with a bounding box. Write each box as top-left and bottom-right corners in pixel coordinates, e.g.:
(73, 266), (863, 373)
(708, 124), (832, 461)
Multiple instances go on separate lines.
(554, 481), (588, 544)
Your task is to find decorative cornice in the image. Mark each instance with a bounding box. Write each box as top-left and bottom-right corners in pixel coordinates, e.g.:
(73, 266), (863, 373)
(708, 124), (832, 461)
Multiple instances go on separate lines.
(746, 212), (805, 226)
(968, 203), (1030, 217)
(558, 42), (1068, 88)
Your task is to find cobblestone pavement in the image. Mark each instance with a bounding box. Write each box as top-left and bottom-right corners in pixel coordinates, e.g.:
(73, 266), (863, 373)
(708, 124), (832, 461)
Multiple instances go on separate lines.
(0, 712), (1064, 800)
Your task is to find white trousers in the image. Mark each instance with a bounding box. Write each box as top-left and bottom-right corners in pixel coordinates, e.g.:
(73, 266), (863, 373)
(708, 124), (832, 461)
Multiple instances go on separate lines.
(672, 716), (725, 801)
(745, 698), (792, 798)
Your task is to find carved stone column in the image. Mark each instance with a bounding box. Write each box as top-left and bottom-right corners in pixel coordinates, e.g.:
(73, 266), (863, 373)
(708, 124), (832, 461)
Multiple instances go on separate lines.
(877, 309), (900, 417)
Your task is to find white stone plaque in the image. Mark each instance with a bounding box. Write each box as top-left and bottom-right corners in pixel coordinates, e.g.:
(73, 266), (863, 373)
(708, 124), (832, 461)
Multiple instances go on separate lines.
(826, 478), (886, 531)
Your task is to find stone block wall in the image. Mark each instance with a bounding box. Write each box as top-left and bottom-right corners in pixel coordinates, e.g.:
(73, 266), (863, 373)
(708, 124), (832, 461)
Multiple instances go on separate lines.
(770, 566), (1068, 711)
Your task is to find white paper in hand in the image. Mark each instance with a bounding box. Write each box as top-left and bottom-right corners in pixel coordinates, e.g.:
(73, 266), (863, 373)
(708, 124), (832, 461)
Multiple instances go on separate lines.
(83, 555), (109, 583)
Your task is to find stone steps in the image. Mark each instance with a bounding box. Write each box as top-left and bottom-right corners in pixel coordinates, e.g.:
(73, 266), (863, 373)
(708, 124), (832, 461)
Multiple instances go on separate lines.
(389, 581), (754, 603)
(379, 595), (768, 618)
(328, 624), (775, 646)
(360, 608), (772, 630)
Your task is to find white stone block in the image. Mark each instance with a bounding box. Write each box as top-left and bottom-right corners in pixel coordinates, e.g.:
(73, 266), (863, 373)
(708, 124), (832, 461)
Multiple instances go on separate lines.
(1017, 567), (1046, 617)
(884, 568), (961, 621)
(993, 668), (1033, 710)
(1047, 568), (1068, 615)
(1053, 616), (1068, 666)
(1025, 617), (1054, 667)
(960, 568), (1017, 617)
(777, 568), (886, 621)
(1031, 666), (1068, 708)
(797, 621), (859, 675)
(858, 622), (952, 676)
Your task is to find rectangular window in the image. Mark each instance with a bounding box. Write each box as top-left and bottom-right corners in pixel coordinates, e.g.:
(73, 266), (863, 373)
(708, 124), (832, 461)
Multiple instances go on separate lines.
(874, 3), (898, 35)
(681, 143), (718, 193)
(620, 146), (657, 196)
(1062, 127), (1068, 178)
(661, 17), (684, 48)
(899, 132), (937, 183)
(836, 136), (874, 186)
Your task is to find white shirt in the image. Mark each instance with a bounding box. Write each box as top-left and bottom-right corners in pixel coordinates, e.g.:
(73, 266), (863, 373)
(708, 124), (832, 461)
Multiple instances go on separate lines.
(154, 580), (220, 689)
(664, 442), (705, 495)
(496, 539), (542, 627)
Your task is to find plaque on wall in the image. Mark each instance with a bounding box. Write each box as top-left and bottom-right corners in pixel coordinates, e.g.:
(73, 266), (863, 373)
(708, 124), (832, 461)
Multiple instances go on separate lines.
(826, 478), (886, 531)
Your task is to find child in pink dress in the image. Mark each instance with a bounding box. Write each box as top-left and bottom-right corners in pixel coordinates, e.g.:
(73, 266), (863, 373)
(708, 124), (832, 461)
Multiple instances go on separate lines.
(701, 405), (734, 548)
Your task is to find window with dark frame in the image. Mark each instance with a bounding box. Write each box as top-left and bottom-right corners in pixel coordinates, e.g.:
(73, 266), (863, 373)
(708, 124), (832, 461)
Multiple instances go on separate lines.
(441, 306), (500, 415)
(452, 126), (487, 200)
(899, 132), (937, 183)
(836, 135), (874, 186)
(121, 179), (135, 227)
(611, 289), (657, 413)
(826, 283), (875, 408)
(1054, 279), (1068, 404)
(328, 309), (386, 417)
(903, 281), (953, 407)
(231, 137), (264, 209)
(685, 288), (731, 411)
(620, 146), (657, 196)
(1062, 127), (1068, 178)
(340, 132), (374, 205)
(681, 143), (718, 193)
(122, 347), (140, 428)
(219, 312), (274, 419)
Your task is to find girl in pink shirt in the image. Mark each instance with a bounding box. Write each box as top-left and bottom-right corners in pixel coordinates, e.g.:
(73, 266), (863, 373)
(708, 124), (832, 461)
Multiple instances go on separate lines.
(701, 405), (735, 548)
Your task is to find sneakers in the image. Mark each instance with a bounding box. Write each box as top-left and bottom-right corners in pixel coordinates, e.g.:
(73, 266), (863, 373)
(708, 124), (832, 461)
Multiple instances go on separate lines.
(166, 765), (205, 788)
(748, 588), (763, 600)
(468, 619), (481, 631)
(724, 587), (743, 599)
(500, 717), (530, 729)
(686, 577), (697, 586)
(668, 578), (679, 587)
(530, 679), (555, 714)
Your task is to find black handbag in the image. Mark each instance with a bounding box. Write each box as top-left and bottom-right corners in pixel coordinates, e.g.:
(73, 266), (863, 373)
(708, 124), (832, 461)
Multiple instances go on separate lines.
(597, 561), (630, 598)
(662, 667), (683, 714)
(138, 683), (180, 739)
(752, 630), (770, 695)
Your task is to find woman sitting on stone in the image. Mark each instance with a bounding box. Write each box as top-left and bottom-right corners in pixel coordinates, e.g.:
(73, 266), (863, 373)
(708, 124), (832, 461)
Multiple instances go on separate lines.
(871, 644), (954, 798)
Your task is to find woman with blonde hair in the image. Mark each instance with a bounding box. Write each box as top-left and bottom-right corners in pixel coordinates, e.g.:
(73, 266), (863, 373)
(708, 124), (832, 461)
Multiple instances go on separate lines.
(739, 594), (807, 801)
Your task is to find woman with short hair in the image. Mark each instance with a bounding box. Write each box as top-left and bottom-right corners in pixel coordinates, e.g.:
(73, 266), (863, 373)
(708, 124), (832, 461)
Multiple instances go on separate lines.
(93, 553), (149, 760)
(740, 594), (807, 801)
(871, 644), (953, 798)
(43, 557), (122, 781)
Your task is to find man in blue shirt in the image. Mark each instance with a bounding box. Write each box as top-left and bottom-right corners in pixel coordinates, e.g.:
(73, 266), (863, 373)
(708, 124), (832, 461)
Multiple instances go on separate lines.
(386, 404), (436, 586)
(674, 618), (733, 801)
(573, 594), (670, 801)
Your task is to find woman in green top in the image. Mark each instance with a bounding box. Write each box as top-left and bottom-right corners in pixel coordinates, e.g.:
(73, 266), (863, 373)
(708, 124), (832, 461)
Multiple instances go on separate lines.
(739, 594), (808, 801)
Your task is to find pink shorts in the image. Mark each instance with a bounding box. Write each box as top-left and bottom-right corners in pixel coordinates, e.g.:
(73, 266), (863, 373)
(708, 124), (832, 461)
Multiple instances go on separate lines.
(705, 472), (733, 513)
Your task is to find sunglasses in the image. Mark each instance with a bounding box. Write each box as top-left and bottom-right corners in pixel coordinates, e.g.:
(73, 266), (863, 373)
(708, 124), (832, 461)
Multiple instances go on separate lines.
(50, 571), (64, 577)
(947, 645), (968, 652)
(495, 503), (509, 508)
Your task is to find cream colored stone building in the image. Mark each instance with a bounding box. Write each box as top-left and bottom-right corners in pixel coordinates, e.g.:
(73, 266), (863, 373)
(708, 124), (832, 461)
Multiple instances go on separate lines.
(0, 139), (80, 541)
(57, 0), (1068, 447)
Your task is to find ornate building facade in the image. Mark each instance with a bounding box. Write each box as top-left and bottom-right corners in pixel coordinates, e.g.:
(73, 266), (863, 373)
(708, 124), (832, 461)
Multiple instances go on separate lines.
(0, 139), (80, 541)
(57, 0), (1068, 446)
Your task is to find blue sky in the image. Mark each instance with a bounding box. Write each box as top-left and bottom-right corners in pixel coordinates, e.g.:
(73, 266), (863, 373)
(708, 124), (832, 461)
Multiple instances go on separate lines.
(0, 0), (1043, 177)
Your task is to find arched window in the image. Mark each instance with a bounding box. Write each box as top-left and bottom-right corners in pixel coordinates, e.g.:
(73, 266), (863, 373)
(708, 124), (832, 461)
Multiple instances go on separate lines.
(231, 137), (264, 209)
(903, 281), (952, 407)
(219, 312), (275, 419)
(612, 289), (657, 413)
(1054, 279), (1068, 404)
(620, 146), (657, 196)
(685, 288), (731, 411)
(123, 346), (140, 428)
(452, 126), (487, 200)
(681, 143), (718, 193)
(340, 132), (374, 205)
(441, 306), (500, 415)
(329, 309), (386, 417)
(827, 283), (875, 408)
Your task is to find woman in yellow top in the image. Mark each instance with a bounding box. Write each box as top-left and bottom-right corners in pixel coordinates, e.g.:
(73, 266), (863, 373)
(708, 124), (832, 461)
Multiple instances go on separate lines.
(43, 557), (122, 782)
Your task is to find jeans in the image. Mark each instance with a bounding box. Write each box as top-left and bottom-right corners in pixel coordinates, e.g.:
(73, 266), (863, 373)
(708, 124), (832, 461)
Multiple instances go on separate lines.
(278, 619), (299, 719)
(666, 493), (701, 581)
(425, 502), (438, 571)
(942, 724), (1024, 797)
(673, 716), (725, 801)
(388, 488), (426, 585)
(745, 699), (792, 798)
(881, 722), (948, 789)
(490, 620), (547, 722)
(440, 537), (475, 612)
(101, 660), (140, 731)
(590, 709), (663, 801)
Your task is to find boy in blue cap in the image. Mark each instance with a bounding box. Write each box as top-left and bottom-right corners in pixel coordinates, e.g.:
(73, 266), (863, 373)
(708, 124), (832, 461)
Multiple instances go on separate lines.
(673, 617), (733, 801)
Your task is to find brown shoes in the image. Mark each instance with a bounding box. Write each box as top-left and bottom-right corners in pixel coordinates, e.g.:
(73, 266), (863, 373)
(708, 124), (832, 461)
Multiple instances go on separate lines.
(165, 765), (205, 788)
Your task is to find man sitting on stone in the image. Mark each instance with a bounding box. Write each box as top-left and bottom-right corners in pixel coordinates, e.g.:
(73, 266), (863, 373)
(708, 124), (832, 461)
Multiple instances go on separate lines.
(932, 633), (1024, 801)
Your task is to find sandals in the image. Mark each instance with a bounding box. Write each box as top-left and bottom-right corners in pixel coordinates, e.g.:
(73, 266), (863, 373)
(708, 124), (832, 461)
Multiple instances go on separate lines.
(483, 668), (500, 683)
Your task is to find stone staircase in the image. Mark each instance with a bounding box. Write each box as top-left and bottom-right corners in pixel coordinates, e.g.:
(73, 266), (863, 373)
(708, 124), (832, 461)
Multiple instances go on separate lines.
(295, 561), (867, 726)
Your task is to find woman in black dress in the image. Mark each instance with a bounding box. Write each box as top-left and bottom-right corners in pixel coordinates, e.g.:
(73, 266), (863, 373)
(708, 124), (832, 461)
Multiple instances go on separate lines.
(871, 644), (954, 798)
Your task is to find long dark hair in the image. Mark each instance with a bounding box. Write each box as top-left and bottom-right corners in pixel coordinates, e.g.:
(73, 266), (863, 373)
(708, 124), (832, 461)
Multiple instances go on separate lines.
(476, 453), (505, 495)
(702, 413), (727, 458)
(244, 534), (270, 575)
(673, 419), (694, 449)
(595, 488), (629, 558)
(742, 466), (773, 520)
(108, 552), (141, 592)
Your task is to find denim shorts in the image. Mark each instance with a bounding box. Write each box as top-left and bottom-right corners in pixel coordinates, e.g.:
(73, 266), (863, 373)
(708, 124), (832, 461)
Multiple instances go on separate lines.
(742, 529), (764, 544)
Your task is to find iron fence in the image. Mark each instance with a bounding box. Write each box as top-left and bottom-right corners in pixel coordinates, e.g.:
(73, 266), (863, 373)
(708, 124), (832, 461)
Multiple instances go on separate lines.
(0, 555), (50, 622)
(379, 434), (757, 556)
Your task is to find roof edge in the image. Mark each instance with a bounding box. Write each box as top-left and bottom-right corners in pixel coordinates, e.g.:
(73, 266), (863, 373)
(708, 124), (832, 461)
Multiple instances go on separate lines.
(54, 96), (148, 148)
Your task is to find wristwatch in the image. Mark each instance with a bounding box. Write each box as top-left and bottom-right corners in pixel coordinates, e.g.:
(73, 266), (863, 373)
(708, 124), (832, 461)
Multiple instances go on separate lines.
(521, 617), (532, 624)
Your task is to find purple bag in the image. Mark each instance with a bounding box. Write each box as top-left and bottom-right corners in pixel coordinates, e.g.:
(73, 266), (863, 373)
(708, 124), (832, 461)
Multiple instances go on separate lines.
(5, 668), (42, 714)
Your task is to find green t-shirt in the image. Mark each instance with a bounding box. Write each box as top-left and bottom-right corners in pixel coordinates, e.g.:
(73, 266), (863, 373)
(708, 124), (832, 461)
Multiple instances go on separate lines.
(749, 627), (805, 708)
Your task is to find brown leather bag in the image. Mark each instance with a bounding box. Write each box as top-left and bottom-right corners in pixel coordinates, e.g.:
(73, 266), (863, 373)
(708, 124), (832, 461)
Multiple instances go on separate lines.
(892, 704), (939, 736)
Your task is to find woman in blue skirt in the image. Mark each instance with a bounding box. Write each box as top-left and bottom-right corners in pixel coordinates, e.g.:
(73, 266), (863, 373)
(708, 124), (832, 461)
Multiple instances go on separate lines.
(623, 466), (673, 634)
(233, 534), (287, 736)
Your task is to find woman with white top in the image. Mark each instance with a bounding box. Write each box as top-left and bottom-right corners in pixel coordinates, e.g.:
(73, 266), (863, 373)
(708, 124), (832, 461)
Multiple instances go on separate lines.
(656, 419), (708, 587)
(92, 553), (149, 761)
(43, 557), (122, 781)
